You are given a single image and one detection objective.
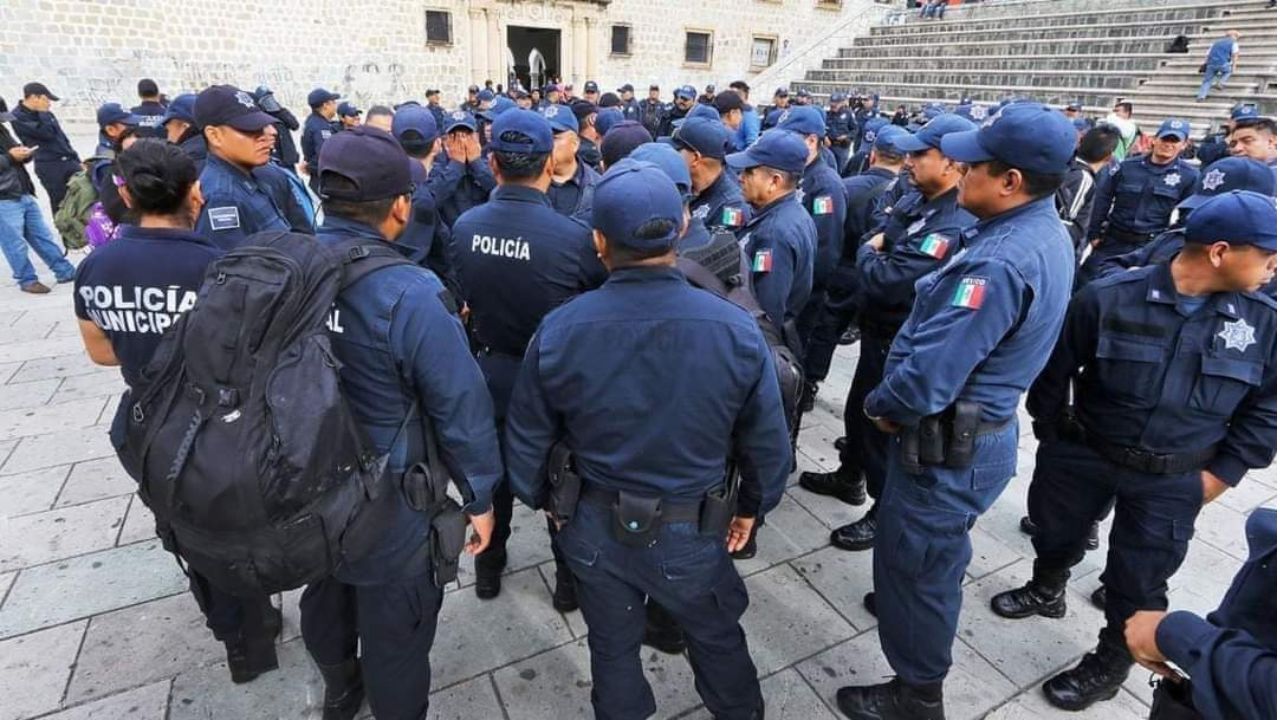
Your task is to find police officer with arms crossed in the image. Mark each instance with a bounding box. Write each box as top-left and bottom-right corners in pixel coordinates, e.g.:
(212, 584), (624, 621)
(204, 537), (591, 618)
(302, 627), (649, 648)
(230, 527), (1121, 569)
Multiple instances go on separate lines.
(450, 108), (606, 609)
(73, 139), (283, 686)
(504, 160), (792, 720)
(305, 126), (501, 720)
(836, 103), (1077, 720)
(991, 190), (1277, 713)
(670, 117), (752, 233)
(193, 85), (314, 250)
(301, 87), (341, 195)
(428, 110), (495, 228)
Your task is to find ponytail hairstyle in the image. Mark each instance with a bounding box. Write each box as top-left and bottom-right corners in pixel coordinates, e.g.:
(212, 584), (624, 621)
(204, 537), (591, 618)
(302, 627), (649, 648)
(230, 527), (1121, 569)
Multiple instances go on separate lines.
(115, 138), (199, 216)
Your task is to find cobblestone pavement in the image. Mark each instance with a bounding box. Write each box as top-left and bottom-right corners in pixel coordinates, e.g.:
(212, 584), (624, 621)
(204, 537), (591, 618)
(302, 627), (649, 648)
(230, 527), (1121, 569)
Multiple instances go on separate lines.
(0, 257), (1272, 720)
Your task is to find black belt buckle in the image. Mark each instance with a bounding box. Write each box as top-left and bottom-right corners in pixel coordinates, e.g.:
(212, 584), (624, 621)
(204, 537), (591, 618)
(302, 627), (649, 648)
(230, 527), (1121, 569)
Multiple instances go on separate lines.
(613, 491), (662, 548)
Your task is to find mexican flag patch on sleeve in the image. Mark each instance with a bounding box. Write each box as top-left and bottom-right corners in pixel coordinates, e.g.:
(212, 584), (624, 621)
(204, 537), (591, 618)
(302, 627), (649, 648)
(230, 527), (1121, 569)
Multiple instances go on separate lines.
(812, 196), (834, 215)
(722, 207), (745, 227)
(752, 249), (773, 272)
(951, 276), (987, 309)
(919, 233), (950, 259)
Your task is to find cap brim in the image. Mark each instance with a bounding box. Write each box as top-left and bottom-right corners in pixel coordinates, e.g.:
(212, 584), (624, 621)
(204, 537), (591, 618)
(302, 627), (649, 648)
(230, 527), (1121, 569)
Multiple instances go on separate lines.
(1177, 193), (1214, 211)
(47, 93), (60, 102)
(724, 149), (760, 170)
(1159, 133), (1187, 142)
(891, 134), (932, 153)
(939, 131), (995, 164)
(225, 111), (279, 132)
(444, 122), (476, 133)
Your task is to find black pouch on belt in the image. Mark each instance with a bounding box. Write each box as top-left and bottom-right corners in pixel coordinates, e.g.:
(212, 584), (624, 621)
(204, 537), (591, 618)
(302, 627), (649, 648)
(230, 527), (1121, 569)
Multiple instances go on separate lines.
(901, 425), (923, 474)
(919, 414), (946, 466)
(944, 400), (982, 468)
(614, 491), (662, 547)
(700, 463), (738, 536)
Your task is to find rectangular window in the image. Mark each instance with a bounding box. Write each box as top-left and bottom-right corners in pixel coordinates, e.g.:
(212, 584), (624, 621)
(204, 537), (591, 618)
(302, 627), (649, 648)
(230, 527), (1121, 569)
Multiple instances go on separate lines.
(684, 31), (713, 66)
(425, 10), (451, 45)
(611, 25), (631, 56)
(750, 36), (778, 68)
(817, 0), (843, 7)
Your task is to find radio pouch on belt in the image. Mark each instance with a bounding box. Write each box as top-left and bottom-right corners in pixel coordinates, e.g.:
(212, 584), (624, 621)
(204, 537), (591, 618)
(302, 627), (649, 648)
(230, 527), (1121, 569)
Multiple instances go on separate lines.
(614, 491), (662, 547)
(901, 425), (923, 474)
(918, 414), (945, 466)
(401, 404), (467, 589)
(546, 440), (582, 527)
(700, 461), (739, 536)
(945, 400), (982, 468)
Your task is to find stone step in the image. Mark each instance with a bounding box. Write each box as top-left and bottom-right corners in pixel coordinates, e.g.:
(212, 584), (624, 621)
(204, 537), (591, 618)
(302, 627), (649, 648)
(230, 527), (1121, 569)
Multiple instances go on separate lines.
(867, 12), (1274, 42)
(819, 55), (1277, 74)
(839, 37), (1207, 59)
(870, 8), (1275, 38)
(808, 66), (1276, 89)
(853, 22), (1275, 49)
(880, 0), (1269, 26)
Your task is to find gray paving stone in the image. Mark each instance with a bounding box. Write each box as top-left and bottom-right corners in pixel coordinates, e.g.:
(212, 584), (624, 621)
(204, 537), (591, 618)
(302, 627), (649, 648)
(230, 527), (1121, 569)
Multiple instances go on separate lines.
(56, 459), (135, 508)
(731, 492), (831, 577)
(0, 540), (187, 639)
(739, 564), (857, 676)
(535, 563), (588, 639)
(0, 495), (129, 571)
(279, 588), (303, 644)
(0, 379), (59, 412)
(115, 495), (155, 547)
(168, 639), (323, 720)
(7, 353), (104, 385)
(796, 632), (1018, 720)
(683, 668), (838, 720)
(988, 683), (1150, 719)
(424, 674), (505, 720)
(790, 545), (878, 632)
(0, 465), (71, 518)
(1247, 465), (1276, 490)
(787, 480), (864, 530)
(0, 620), (87, 720)
(1, 427), (115, 475)
(1166, 537), (1241, 618)
(0, 398), (108, 443)
(0, 335), (85, 366)
(67, 593), (223, 704)
(1193, 501), (1250, 560)
(49, 373), (126, 406)
(1217, 476), (1276, 514)
(38, 680), (171, 720)
(0, 362), (19, 385)
(957, 560), (1103, 688)
(432, 566), (574, 689)
(965, 524), (1022, 581)
(0, 571), (14, 606)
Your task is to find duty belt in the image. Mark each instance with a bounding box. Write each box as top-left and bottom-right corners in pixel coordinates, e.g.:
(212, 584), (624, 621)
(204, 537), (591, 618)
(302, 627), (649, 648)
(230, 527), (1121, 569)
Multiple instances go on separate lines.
(1059, 420), (1217, 475)
(1105, 227), (1158, 246)
(580, 483), (704, 525)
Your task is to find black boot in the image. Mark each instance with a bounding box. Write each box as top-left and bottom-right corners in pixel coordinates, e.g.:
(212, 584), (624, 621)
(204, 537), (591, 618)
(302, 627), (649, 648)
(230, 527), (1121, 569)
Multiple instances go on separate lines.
(475, 549), (507, 600)
(800, 380), (818, 413)
(1019, 516), (1038, 536)
(836, 678), (945, 720)
(1090, 586), (1106, 610)
(800, 466), (867, 506)
(839, 327), (861, 346)
(831, 505), (878, 551)
(1042, 632), (1133, 711)
(552, 563), (578, 612)
(1086, 521), (1100, 551)
(317, 658), (365, 720)
(834, 436), (848, 453)
(990, 569), (1068, 619)
(863, 592), (877, 618)
(225, 603), (282, 684)
(642, 601), (687, 655)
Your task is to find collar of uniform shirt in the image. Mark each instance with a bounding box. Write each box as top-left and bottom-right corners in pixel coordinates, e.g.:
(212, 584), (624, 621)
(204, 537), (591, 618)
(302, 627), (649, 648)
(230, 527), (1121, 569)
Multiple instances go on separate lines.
(206, 152), (262, 187)
(606, 265), (684, 284)
(493, 184), (554, 206)
(962, 194), (1056, 239)
(1144, 261), (1244, 319)
(318, 214), (387, 243)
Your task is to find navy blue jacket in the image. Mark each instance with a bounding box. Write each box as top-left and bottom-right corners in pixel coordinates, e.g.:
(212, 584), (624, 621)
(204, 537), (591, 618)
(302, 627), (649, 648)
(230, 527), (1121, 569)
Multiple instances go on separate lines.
(300, 112), (336, 169)
(736, 194), (817, 330)
(867, 195), (1074, 424)
(841, 166), (897, 257)
(826, 108), (856, 146)
(177, 133), (208, 175)
(1086, 155), (1198, 240)
(548, 160), (600, 220)
(1096, 228), (1277, 299)
(1157, 507), (1276, 720)
(195, 154), (314, 250)
(428, 154), (496, 228)
(800, 157), (848, 289)
(1028, 262), (1277, 485)
(690, 170), (752, 232)
(504, 266), (792, 516)
(318, 217), (501, 584)
(9, 104), (78, 162)
(401, 160), (457, 295)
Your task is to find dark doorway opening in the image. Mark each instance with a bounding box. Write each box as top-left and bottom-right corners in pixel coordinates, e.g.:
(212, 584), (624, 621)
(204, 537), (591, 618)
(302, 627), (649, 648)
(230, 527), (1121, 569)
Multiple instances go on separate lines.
(508, 26), (561, 91)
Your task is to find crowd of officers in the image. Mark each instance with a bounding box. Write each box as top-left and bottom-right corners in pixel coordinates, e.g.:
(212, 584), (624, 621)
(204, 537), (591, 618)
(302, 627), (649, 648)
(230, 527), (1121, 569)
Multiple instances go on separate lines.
(0, 72), (1275, 720)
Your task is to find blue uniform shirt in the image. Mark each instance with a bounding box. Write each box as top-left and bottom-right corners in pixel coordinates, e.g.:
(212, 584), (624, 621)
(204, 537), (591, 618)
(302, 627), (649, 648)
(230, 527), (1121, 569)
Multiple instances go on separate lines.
(195, 154), (313, 250)
(1087, 155), (1198, 240)
(841, 166), (897, 255)
(736, 193), (817, 330)
(867, 195), (1074, 424)
(428, 154), (497, 228)
(400, 160), (458, 294)
(826, 108), (855, 145)
(1097, 227), (1278, 299)
(449, 185), (606, 417)
(301, 112), (336, 169)
(1027, 262), (1277, 485)
(317, 216), (502, 584)
(548, 160), (601, 220)
(800, 157), (848, 288)
(690, 170), (752, 232)
(504, 267), (792, 516)
(1205, 36), (1239, 67)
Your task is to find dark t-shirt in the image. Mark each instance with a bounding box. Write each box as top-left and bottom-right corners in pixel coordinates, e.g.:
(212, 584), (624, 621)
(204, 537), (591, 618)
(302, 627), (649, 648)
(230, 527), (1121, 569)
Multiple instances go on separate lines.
(131, 100), (168, 138)
(73, 225), (223, 387)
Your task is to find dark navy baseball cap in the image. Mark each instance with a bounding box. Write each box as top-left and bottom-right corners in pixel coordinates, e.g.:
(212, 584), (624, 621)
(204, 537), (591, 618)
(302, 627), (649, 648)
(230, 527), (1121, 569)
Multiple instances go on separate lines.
(1156, 118), (1190, 141)
(337, 102), (362, 118)
(725, 130), (808, 175)
(1184, 190), (1276, 251)
(592, 163), (685, 252)
(161, 93), (197, 126)
(940, 102), (1076, 175)
(595, 107), (625, 138)
(672, 103), (720, 130)
(628, 144), (694, 200)
(539, 104), (578, 133)
(830, 92), (847, 104)
(488, 108), (554, 154)
(1179, 157), (1276, 211)
(307, 88), (341, 108)
(584, 81), (599, 94)
(602, 122), (654, 168)
(777, 106), (826, 137)
(1231, 103), (1260, 122)
(194, 85), (278, 131)
(443, 109), (477, 133)
(96, 103), (139, 128)
(675, 85), (698, 101)
(392, 105), (439, 145)
(477, 89), (495, 102)
(873, 125), (910, 153)
(774, 87), (789, 98)
(892, 113), (976, 154)
(617, 83), (635, 93)
(317, 126), (413, 202)
(478, 95), (516, 121)
(861, 115), (889, 145)
(669, 117), (730, 160)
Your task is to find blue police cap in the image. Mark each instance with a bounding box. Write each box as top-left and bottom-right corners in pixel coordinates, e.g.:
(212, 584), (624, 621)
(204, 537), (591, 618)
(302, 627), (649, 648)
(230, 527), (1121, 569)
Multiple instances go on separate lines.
(443, 109), (477, 133)
(940, 102), (1076, 175)
(873, 125), (910, 153)
(1231, 103), (1260, 122)
(477, 89), (496, 102)
(892, 113), (976, 154)
(922, 103), (946, 121)
(777, 106), (826, 137)
(601, 121), (654, 168)
(1180, 157), (1276, 211)
(675, 85), (698, 101)
(1184, 191), (1276, 251)
(725, 130), (808, 175)
(1071, 117), (1090, 132)
(628, 144), (693, 200)
(1156, 118), (1189, 141)
(539, 104), (578, 133)
(861, 115), (889, 145)
(160, 93), (197, 126)
(307, 87), (341, 108)
(337, 101), (361, 118)
(488, 108), (554, 155)
(584, 81), (599, 94)
(955, 104), (987, 123)
(592, 163), (685, 252)
(392, 105), (439, 145)
(595, 107), (625, 138)
(317, 126), (413, 202)
(670, 117), (730, 160)
(478, 95), (516, 121)
(193, 85), (277, 132)
(96, 102), (138, 128)
(831, 92), (847, 104)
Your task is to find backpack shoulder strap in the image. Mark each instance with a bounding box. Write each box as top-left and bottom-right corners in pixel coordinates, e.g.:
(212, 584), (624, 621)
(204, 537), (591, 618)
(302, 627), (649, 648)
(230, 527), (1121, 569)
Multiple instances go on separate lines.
(329, 239), (415, 290)
(675, 256), (729, 299)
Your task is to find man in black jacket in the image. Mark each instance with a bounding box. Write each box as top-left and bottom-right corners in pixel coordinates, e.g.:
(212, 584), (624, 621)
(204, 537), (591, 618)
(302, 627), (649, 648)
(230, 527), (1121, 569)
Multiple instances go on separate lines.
(1056, 125), (1120, 261)
(9, 82), (80, 214)
(0, 98), (77, 293)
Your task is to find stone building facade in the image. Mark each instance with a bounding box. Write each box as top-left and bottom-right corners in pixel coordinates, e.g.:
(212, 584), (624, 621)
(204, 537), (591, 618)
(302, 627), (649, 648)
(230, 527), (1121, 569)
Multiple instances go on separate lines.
(1, 0), (877, 141)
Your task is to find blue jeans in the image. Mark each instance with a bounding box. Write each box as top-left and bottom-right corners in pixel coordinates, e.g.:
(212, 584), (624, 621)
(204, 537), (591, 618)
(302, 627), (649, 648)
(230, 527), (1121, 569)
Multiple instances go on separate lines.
(0, 195), (75, 286)
(1198, 64), (1232, 99)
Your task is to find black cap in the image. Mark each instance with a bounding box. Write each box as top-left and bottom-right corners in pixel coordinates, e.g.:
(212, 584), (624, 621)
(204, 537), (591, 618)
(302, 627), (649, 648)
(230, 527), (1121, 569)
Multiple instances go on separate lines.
(194, 84), (279, 131)
(425, 88), (440, 97)
(22, 82), (58, 101)
(137, 78), (159, 97)
(584, 81), (599, 93)
(649, 84), (660, 91)
(617, 83), (635, 93)
(318, 126), (413, 202)
(571, 100), (598, 124)
(468, 85), (480, 94)
(713, 90), (745, 115)
(599, 92), (621, 108)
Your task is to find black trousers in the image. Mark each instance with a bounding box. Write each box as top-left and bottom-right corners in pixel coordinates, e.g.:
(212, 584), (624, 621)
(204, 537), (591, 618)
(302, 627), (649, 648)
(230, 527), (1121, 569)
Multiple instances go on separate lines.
(839, 328), (893, 500)
(35, 158), (81, 215)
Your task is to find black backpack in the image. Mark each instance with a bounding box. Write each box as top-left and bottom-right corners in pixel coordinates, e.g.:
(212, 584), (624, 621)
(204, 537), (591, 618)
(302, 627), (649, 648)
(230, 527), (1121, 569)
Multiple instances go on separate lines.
(113, 231), (414, 596)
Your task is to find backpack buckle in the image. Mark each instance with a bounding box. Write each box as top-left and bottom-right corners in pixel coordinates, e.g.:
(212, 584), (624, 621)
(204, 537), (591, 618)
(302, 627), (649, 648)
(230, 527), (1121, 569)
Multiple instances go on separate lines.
(347, 246), (370, 261)
(217, 388), (239, 408)
(131, 403), (145, 423)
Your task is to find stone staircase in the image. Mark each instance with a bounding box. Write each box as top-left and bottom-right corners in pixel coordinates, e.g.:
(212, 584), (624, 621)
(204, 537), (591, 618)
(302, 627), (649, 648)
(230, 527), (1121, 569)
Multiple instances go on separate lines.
(791, 0), (1277, 137)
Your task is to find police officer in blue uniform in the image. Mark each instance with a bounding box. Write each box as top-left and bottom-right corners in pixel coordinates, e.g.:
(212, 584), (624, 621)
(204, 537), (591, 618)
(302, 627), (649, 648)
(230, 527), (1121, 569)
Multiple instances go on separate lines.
(392, 105), (458, 295)
(428, 110), (495, 227)
(503, 161), (791, 720)
(991, 190), (1277, 713)
(9, 82), (80, 214)
(250, 85), (302, 175)
(846, 115), (889, 178)
(1125, 507), (1276, 720)
(543, 104), (600, 219)
(803, 115), (976, 550)
(671, 117), (752, 232)
(450, 109), (606, 608)
(827, 93), (856, 173)
(1080, 118), (1198, 285)
(192, 85), (315, 250)
(657, 85), (698, 138)
(304, 126), (501, 720)
(836, 103), (1077, 720)
(301, 87), (341, 194)
(159, 94), (207, 173)
(73, 139), (282, 686)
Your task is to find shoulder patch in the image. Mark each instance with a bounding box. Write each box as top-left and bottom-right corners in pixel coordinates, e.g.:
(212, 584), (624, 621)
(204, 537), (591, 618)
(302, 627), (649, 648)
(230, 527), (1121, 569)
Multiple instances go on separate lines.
(207, 206), (241, 231)
(722, 206), (745, 227)
(812, 196), (834, 215)
(918, 233), (951, 259)
(950, 276), (987, 309)
(752, 249), (773, 273)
